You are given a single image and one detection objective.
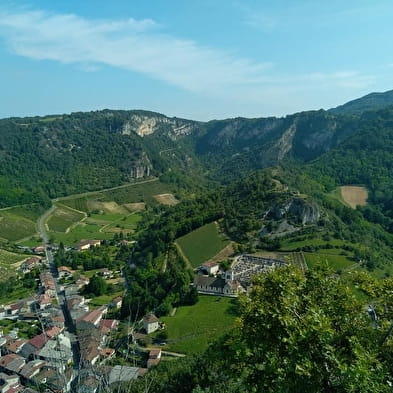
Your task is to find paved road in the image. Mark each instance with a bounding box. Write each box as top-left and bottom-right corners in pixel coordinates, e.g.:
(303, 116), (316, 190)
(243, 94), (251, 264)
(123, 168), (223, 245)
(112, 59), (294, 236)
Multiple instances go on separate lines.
(44, 245), (81, 391)
(38, 204), (56, 244)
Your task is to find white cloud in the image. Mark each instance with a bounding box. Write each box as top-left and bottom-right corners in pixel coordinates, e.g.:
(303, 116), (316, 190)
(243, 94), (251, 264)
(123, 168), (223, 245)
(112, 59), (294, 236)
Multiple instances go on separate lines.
(0, 6), (378, 117)
(0, 8), (272, 93)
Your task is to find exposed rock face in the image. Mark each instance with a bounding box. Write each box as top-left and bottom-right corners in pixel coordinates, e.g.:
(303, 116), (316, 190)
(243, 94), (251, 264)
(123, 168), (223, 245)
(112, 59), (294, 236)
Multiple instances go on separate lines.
(129, 152), (152, 179)
(121, 114), (197, 140)
(267, 197), (321, 225)
(273, 123), (297, 161)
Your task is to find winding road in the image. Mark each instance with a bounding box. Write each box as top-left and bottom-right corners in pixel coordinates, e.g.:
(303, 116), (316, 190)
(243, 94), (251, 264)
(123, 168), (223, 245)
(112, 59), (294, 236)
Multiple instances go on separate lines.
(37, 204), (56, 244)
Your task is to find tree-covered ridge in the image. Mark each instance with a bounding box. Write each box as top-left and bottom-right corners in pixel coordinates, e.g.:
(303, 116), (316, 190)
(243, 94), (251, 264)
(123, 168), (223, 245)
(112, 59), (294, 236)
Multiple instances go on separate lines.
(0, 103), (374, 207)
(330, 89), (393, 115)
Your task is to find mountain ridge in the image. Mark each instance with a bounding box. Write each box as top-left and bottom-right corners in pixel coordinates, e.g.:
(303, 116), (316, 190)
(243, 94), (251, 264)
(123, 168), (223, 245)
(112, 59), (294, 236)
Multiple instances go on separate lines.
(1, 89), (393, 208)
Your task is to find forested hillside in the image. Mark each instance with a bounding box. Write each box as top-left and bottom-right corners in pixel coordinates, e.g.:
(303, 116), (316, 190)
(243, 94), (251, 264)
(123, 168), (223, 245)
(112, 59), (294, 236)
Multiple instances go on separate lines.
(0, 110), (201, 207)
(0, 98), (380, 207)
(308, 106), (393, 231)
(3, 90), (393, 209)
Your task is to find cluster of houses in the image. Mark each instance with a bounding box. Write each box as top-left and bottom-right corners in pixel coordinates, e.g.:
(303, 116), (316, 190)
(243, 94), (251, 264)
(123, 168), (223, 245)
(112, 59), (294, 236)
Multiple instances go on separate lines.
(0, 254), (149, 393)
(0, 271), (72, 392)
(57, 267), (150, 391)
(193, 254), (286, 297)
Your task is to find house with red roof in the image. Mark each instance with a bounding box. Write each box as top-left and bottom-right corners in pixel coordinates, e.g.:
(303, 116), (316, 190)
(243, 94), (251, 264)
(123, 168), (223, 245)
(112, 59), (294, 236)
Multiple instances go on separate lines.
(19, 257), (42, 274)
(98, 319), (119, 335)
(37, 294), (51, 310)
(76, 306), (107, 330)
(45, 326), (63, 339)
(4, 339), (27, 355)
(200, 261), (220, 275)
(20, 334), (49, 360)
(0, 354), (26, 374)
(33, 246), (45, 254)
(57, 266), (73, 280)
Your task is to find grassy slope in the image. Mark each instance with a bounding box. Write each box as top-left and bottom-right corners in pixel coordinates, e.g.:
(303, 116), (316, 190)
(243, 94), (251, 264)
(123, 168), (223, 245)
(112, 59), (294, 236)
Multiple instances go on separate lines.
(176, 222), (230, 268)
(0, 249), (34, 281)
(160, 295), (237, 354)
(304, 252), (354, 271)
(0, 210), (37, 241)
(60, 180), (172, 213)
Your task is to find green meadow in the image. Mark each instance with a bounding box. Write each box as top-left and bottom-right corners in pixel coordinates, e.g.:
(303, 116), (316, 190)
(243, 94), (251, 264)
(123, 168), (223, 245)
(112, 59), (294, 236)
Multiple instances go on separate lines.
(160, 295), (238, 354)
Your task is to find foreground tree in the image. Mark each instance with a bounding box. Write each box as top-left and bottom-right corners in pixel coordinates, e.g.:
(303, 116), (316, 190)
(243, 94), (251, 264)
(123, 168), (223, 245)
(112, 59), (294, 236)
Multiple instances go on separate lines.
(224, 265), (392, 393)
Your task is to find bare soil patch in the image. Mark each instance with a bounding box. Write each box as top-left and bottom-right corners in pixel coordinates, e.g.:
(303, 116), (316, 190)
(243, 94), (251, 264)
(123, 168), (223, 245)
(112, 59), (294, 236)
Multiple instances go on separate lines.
(340, 186), (368, 209)
(209, 243), (235, 263)
(154, 193), (179, 206)
(88, 201), (128, 214)
(123, 202), (146, 212)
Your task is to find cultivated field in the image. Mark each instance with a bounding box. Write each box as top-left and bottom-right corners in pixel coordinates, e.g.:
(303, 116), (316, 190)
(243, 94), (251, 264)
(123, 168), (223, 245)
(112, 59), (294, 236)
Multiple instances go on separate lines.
(87, 201), (128, 214)
(101, 180), (173, 207)
(160, 295), (237, 354)
(280, 237), (351, 251)
(59, 179), (173, 212)
(46, 205), (86, 232)
(0, 208), (39, 242)
(50, 211), (142, 246)
(340, 186), (368, 209)
(176, 222), (231, 268)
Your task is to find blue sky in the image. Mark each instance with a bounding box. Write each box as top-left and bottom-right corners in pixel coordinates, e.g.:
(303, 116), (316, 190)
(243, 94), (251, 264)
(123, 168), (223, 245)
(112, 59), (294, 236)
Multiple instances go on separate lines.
(1, 0), (393, 120)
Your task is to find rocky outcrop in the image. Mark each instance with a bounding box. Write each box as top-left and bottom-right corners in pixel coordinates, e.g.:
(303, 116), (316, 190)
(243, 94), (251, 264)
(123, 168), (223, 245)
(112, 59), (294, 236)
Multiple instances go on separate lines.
(121, 114), (197, 140)
(129, 152), (152, 179)
(266, 197), (321, 225)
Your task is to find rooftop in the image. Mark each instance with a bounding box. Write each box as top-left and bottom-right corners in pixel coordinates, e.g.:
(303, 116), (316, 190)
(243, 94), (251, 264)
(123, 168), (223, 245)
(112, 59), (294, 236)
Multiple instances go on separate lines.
(5, 339), (27, 354)
(28, 334), (49, 350)
(143, 313), (159, 324)
(108, 365), (140, 384)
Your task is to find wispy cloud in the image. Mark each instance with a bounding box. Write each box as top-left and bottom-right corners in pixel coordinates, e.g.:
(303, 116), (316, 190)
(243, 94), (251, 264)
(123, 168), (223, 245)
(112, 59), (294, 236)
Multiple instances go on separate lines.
(0, 6), (377, 116)
(236, 4), (277, 32)
(305, 71), (375, 89)
(0, 7), (272, 93)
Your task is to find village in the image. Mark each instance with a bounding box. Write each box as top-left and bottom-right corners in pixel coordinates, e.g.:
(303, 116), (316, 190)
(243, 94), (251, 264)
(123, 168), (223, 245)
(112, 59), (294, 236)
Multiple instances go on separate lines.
(0, 239), (169, 393)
